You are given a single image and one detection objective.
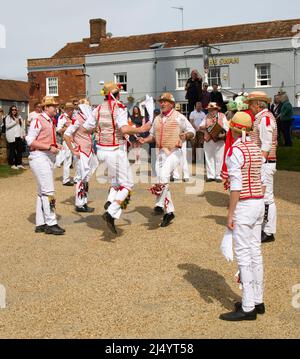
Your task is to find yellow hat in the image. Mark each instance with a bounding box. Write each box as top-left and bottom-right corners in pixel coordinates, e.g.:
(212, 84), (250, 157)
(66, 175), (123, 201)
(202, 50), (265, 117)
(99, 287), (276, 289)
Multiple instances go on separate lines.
(230, 112), (253, 134)
(244, 91), (271, 104)
(206, 102), (220, 111)
(158, 92), (175, 103)
(79, 98), (91, 106)
(42, 96), (59, 107)
(103, 82), (121, 96)
(64, 102), (75, 109)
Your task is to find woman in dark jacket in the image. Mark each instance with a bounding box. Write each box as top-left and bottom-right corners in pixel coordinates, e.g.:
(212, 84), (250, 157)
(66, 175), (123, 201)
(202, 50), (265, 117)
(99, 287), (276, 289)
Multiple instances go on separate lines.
(185, 70), (203, 116)
(129, 106), (145, 165)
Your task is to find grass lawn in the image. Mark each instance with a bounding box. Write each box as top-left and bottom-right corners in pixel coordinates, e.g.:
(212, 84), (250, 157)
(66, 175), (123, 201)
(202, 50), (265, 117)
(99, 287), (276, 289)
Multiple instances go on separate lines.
(277, 137), (300, 172)
(0, 165), (23, 178)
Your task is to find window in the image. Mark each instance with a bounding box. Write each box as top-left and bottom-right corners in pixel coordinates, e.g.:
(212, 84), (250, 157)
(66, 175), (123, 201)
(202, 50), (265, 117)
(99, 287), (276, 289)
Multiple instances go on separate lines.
(176, 68), (190, 90)
(179, 102), (189, 118)
(46, 77), (58, 96)
(114, 73), (127, 93)
(208, 68), (221, 87)
(256, 64), (271, 87)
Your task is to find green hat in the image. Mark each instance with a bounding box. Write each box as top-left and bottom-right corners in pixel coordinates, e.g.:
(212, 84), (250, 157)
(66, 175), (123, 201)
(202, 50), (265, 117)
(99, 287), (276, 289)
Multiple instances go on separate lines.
(227, 101), (237, 112)
(235, 95), (249, 111)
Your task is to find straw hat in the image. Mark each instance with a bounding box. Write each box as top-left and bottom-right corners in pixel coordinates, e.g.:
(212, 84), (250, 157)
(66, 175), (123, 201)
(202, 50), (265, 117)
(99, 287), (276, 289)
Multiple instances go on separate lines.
(102, 82), (121, 96)
(79, 98), (91, 106)
(158, 92), (175, 103)
(244, 91), (271, 104)
(229, 112), (253, 134)
(42, 96), (59, 107)
(64, 102), (75, 109)
(206, 102), (220, 111)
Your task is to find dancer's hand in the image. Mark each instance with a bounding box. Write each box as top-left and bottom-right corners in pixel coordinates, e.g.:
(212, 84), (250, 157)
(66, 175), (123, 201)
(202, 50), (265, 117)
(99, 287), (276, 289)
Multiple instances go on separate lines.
(227, 215), (234, 231)
(50, 146), (59, 155)
(72, 149), (80, 158)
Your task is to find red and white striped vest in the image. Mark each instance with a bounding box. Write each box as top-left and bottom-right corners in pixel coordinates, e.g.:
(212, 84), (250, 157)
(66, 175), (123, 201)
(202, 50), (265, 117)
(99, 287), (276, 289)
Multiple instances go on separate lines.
(96, 101), (124, 147)
(31, 113), (57, 151)
(250, 109), (277, 161)
(73, 113), (93, 157)
(155, 110), (181, 150)
(230, 140), (264, 200)
(204, 112), (227, 142)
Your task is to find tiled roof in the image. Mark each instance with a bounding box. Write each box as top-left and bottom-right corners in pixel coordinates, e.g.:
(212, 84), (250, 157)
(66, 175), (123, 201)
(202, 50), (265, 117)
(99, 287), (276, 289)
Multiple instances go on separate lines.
(52, 18), (300, 58)
(0, 79), (29, 102)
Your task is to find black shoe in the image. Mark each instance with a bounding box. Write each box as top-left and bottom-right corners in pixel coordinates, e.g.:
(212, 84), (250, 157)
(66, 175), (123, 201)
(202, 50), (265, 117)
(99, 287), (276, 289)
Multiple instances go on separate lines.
(35, 225), (46, 233)
(234, 302), (265, 315)
(219, 308), (257, 321)
(104, 201), (111, 211)
(44, 224), (65, 235)
(261, 232), (275, 243)
(161, 213), (175, 228)
(63, 181), (74, 187)
(76, 205), (95, 213)
(216, 179), (223, 183)
(153, 206), (164, 216)
(206, 178), (215, 183)
(102, 212), (117, 234)
(183, 178), (190, 183)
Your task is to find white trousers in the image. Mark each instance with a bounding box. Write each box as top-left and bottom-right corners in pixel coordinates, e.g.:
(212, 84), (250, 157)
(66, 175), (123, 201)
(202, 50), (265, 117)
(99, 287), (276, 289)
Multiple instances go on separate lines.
(97, 147), (134, 219)
(173, 141), (190, 180)
(75, 153), (98, 207)
(155, 149), (182, 214)
(233, 199), (265, 312)
(29, 154), (57, 227)
(262, 163), (277, 235)
(204, 140), (225, 180)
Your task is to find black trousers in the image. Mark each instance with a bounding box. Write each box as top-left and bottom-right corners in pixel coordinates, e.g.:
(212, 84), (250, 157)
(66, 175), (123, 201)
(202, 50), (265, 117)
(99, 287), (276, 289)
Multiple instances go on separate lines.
(280, 121), (293, 147)
(8, 137), (23, 166)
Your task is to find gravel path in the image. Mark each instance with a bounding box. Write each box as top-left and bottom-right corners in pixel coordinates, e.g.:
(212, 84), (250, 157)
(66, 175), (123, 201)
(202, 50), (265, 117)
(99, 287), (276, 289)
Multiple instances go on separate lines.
(0, 165), (299, 338)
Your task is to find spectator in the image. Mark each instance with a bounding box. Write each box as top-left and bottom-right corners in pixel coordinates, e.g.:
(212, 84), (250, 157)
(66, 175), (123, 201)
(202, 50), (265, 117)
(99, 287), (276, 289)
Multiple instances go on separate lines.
(129, 106), (145, 165)
(189, 102), (206, 162)
(210, 84), (225, 113)
(0, 107), (4, 137)
(200, 82), (210, 113)
(280, 93), (294, 147)
(270, 94), (282, 142)
(185, 69), (203, 116)
(5, 106), (26, 169)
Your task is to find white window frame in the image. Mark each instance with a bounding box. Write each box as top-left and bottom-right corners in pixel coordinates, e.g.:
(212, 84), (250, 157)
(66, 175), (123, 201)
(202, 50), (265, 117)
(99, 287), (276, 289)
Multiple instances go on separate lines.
(114, 73), (127, 93)
(46, 77), (59, 96)
(208, 67), (221, 87)
(255, 64), (271, 88)
(176, 68), (190, 90)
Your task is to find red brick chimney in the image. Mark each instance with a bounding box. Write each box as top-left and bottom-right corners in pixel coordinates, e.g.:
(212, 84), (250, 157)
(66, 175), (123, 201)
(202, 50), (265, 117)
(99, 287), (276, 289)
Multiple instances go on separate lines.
(90, 18), (107, 44)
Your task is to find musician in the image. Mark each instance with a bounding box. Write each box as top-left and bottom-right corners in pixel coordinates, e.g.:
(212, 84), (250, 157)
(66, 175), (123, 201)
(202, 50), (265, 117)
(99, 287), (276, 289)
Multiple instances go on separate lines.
(139, 93), (195, 228)
(219, 112), (265, 321)
(83, 81), (151, 234)
(244, 91), (278, 243)
(199, 102), (229, 183)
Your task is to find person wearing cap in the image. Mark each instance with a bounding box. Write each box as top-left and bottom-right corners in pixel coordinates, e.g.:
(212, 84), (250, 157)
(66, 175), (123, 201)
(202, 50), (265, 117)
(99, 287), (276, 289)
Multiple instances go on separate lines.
(83, 81), (151, 234)
(56, 102), (77, 187)
(199, 102), (229, 183)
(64, 99), (98, 213)
(139, 92), (195, 228)
(219, 112), (265, 322)
(245, 91), (278, 243)
(26, 96), (65, 235)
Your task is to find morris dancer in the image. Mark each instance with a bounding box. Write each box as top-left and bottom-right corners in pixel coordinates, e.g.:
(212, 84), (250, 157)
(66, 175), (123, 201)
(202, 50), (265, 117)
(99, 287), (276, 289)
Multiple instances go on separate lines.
(140, 92), (195, 227)
(245, 92), (278, 243)
(26, 96), (65, 235)
(83, 82), (151, 234)
(219, 112), (265, 321)
(64, 99), (98, 213)
(199, 102), (228, 183)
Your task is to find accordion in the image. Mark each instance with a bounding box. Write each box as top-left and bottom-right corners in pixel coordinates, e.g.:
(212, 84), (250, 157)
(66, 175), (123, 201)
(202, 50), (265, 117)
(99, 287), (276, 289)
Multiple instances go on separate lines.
(207, 121), (226, 142)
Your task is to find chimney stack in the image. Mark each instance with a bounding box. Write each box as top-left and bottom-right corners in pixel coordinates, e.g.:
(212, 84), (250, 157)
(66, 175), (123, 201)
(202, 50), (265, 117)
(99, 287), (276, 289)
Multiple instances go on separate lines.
(90, 18), (107, 44)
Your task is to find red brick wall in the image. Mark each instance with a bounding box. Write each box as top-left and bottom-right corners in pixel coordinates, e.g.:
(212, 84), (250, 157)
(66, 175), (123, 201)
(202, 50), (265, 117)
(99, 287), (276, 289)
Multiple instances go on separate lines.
(28, 69), (86, 111)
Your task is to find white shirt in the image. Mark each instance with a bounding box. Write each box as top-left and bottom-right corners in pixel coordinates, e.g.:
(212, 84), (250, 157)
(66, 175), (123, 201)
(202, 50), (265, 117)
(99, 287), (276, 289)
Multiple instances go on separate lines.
(226, 137), (265, 192)
(57, 113), (73, 132)
(256, 109), (275, 153)
(27, 111), (40, 125)
(65, 119), (81, 137)
(150, 110), (195, 138)
(5, 115), (25, 143)
(189, 110), (206, 130)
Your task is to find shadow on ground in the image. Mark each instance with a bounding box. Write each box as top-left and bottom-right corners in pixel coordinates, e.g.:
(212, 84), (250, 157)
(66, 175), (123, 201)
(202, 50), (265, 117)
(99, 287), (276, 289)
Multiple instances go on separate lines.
(178, 263), (240, 311)
(200, 191), (229, 208)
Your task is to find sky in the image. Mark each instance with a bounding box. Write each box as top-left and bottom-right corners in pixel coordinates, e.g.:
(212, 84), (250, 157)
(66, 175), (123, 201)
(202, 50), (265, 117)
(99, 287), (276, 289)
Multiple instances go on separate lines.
(0, 0), (300, 80)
